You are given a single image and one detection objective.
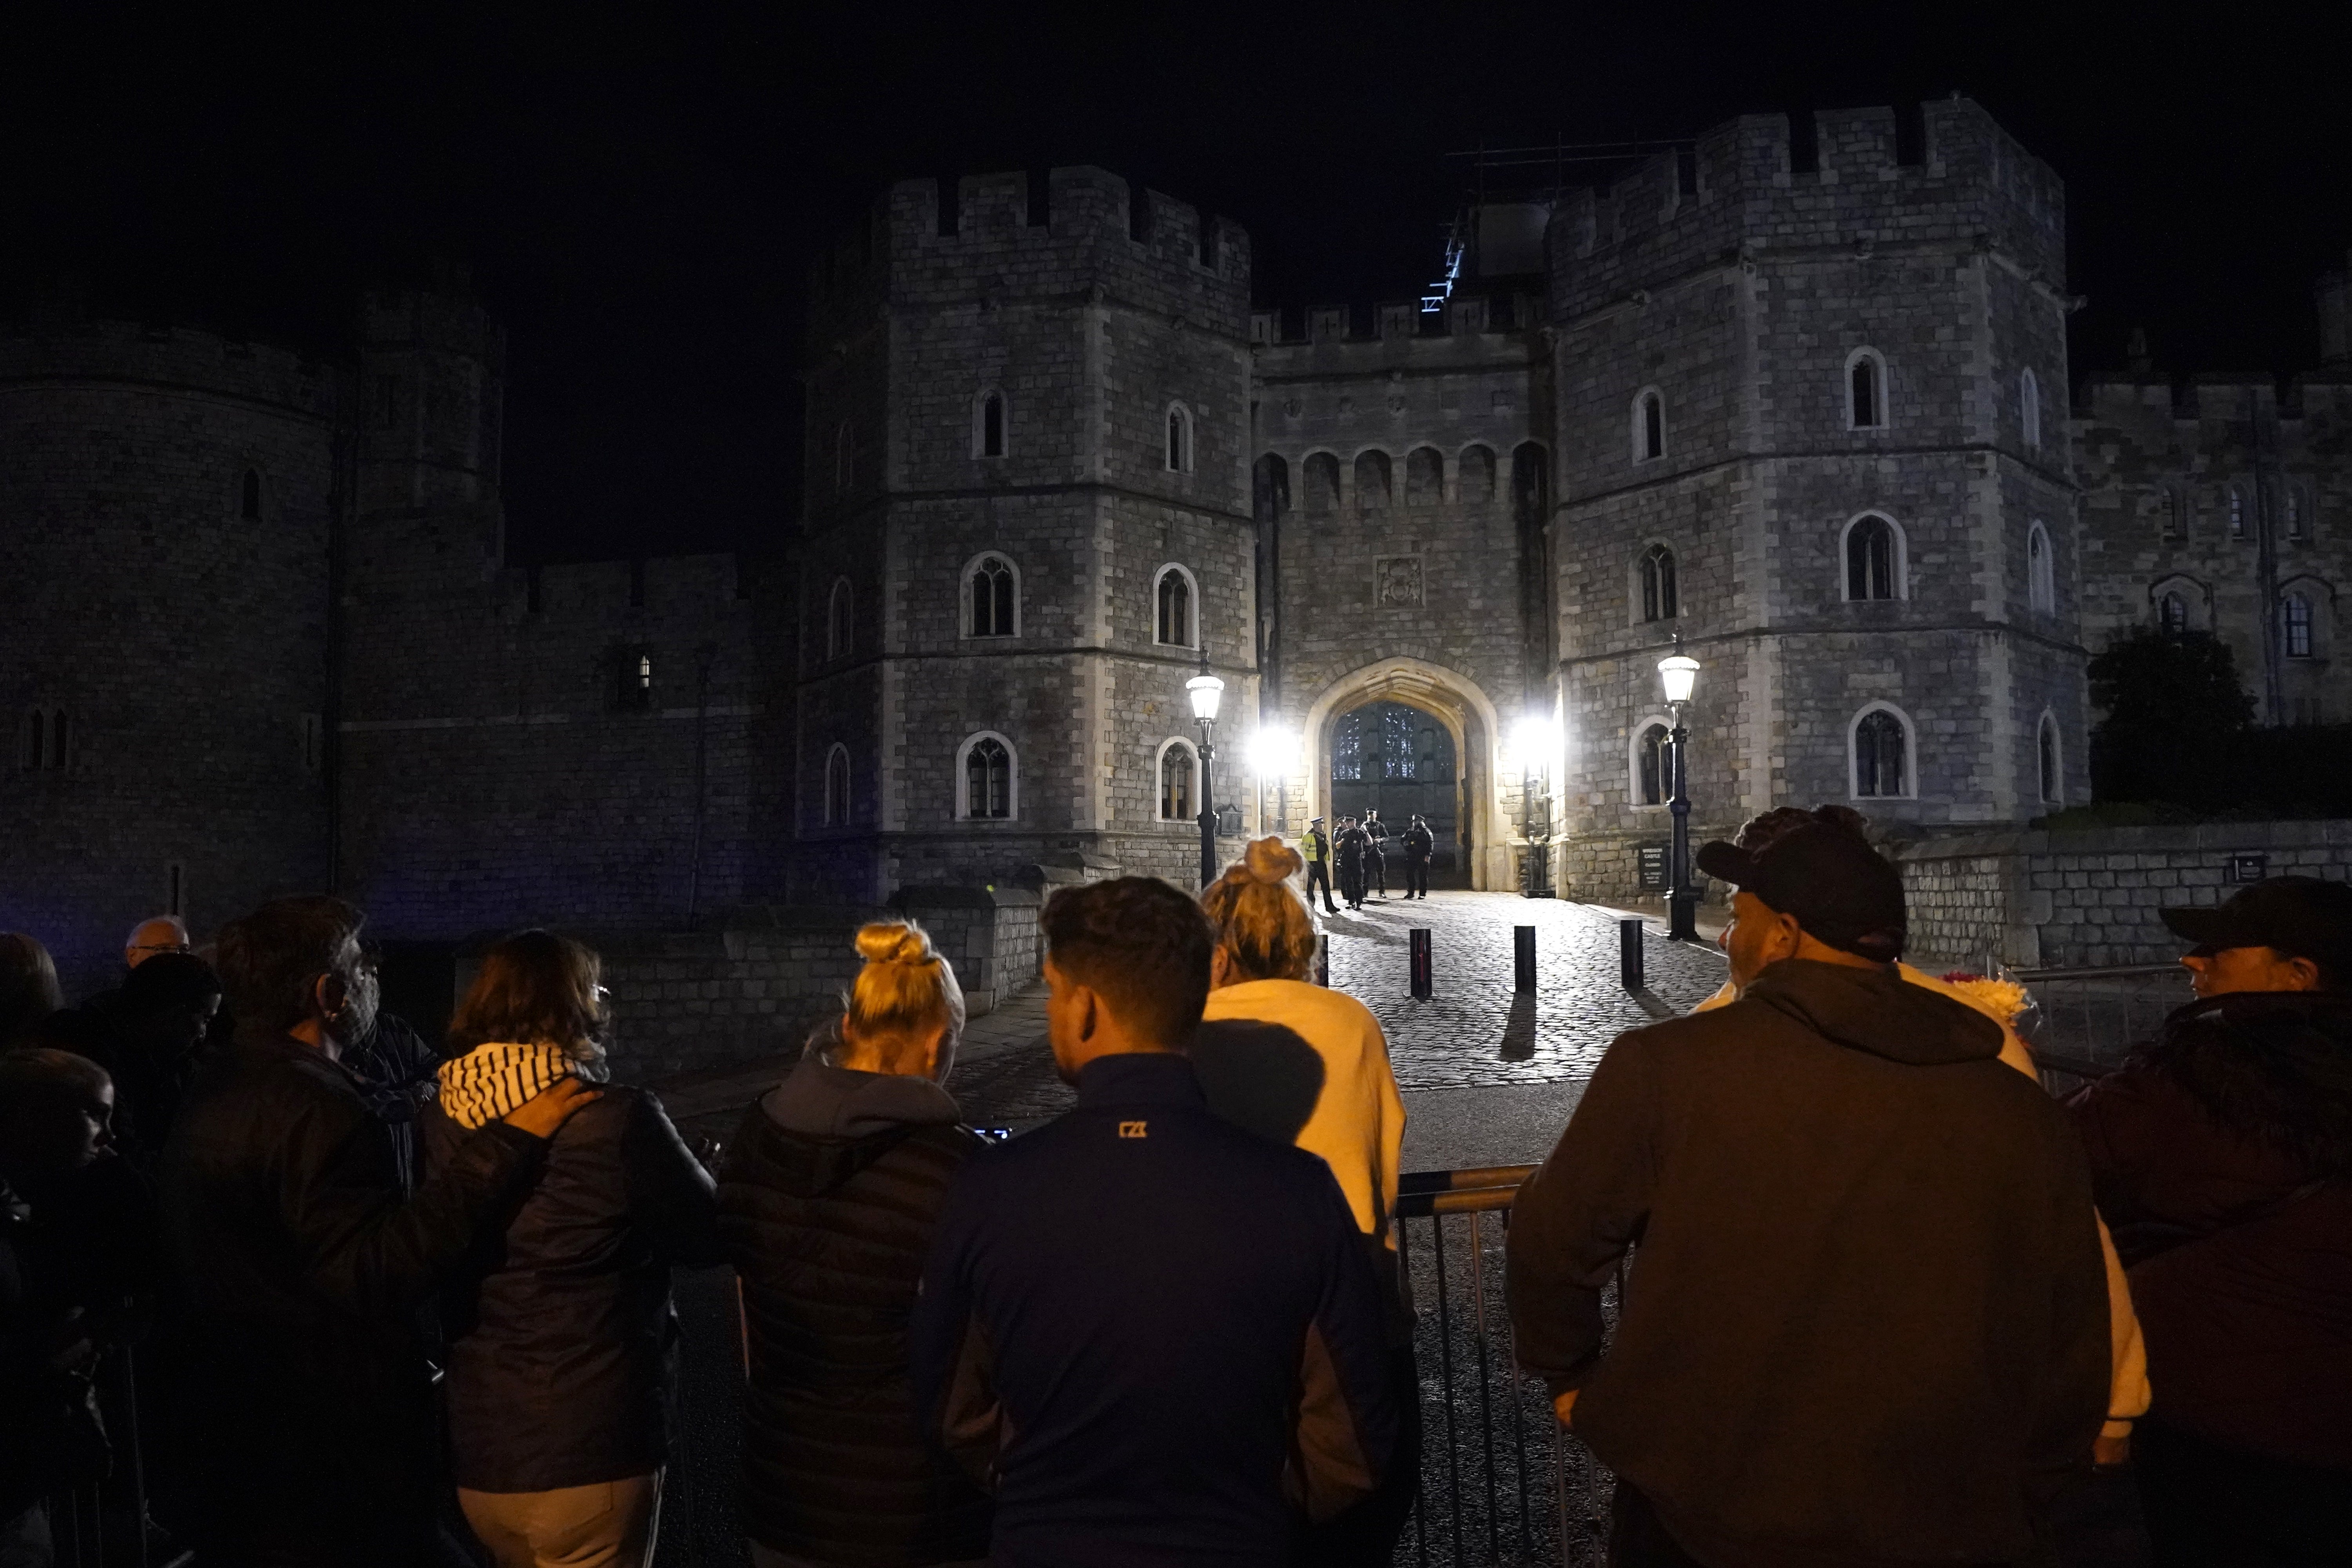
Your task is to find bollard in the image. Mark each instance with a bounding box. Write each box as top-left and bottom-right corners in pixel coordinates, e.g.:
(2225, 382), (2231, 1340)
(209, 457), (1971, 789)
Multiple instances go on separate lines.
(1314, 933), (1330, 988)
(1514, 925), (1537, 993)
(1409, 929), (1433, 999)
(1619, 917), (1645, 992)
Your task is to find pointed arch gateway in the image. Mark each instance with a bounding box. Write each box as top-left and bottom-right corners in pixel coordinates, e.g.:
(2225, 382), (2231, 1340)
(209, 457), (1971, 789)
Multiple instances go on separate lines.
(1300, 657), (1509, 890)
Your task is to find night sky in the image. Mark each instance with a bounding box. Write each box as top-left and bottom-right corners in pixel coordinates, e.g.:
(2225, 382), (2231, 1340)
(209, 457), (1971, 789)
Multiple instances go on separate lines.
(6, 2), (2345, 563)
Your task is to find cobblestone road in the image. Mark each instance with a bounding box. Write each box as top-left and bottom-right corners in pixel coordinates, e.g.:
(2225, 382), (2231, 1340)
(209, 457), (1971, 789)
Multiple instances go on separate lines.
(936, 893), (1726, 1127)
(1325, 891), (1727, 1090)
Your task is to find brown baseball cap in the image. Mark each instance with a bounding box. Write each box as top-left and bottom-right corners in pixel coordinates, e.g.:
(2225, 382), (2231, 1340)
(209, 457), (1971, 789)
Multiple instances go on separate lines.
(1694, 809), (1907, 962)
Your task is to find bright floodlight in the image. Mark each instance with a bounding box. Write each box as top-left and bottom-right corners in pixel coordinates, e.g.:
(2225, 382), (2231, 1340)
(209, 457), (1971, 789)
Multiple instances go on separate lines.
(1511, 715), (1556, 769)
(1186, 672), (1226, 722)
(1658, 653), (1700, 705)
(1249, 724), (1292, 775)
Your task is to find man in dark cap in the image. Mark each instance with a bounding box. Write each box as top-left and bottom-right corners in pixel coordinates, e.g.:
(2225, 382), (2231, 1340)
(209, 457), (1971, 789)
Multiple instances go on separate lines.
(1507, 806), (2110, 1568)
(2069, 877), (2352, 1565)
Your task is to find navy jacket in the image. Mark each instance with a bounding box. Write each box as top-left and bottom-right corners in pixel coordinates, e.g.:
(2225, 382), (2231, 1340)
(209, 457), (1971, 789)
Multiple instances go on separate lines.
(910, 1053), (1397, 1567)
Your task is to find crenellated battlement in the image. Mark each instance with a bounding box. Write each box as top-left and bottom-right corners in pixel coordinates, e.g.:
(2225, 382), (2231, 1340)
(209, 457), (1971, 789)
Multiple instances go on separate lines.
(0, 314), (343, 419)
(808, 164), (1251, 339)
(1248, 290), (1546, 350)
(360, 288), (505, 368)
(1550, 97), (2066, 322)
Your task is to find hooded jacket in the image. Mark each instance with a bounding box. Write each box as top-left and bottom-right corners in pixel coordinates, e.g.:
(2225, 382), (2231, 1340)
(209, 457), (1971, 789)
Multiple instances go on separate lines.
(422, 1054), (720, 1494)
(717, 1053), (992, 1566)
(1507, 960), (2111, 1568)
(2068, 990), (2352, 1471)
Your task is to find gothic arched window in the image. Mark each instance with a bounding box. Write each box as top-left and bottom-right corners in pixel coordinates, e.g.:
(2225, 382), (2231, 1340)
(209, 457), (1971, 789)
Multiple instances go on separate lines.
(1852, 707), (1911, 799)
(1639, 544), (1679, 622)
(1302, 452), (1340, 515)
(966, 554), (1018, 638)
(2037, 715), (2061, 804)
(1844, 514), (1900, 601)
(2160, 591), (2189, 637)
(826, 577), (853, 661)
(1633, 388), (1666, 462)
(1847, 350), (1886, 429)
(1158, 738), (1198, 821)
(959, 734), (1014, 820)
(2027, 522), (2056, 613)
(824, 744), (851, 826)
(1354, 450), (1392, 512)
(2020, 367), (2042, 449)
(1459, 445), (1496, 503)
(1154, 566), (1196, 648)
(1405, 446), (1444, 505)
(1165, 403), (1193, 472)
(2285, 593), (2315, 659)
(1635, 722), (1669, 806)
(976, 389), (1007, 459)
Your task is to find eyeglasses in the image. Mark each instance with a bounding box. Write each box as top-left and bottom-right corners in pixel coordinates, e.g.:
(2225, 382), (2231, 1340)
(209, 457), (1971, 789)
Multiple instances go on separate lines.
(131, 942), (191, 956)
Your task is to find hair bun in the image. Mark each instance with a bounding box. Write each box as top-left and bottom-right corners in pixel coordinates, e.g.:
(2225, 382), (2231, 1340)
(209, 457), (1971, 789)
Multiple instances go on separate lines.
(855, 921), (936, 967)
(1241, 835), (1304, 884)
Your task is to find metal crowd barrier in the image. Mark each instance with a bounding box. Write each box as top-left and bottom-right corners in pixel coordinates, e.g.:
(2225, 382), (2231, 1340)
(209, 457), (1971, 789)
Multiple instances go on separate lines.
(40, 1347), (172, 1568)
(1394, 1164), (1618, 1568)
(2013, 963), (2192, 1094)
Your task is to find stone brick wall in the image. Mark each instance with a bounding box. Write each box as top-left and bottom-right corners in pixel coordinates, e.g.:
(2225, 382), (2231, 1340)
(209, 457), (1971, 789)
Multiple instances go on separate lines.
(338, 534), (766, 940)
(0, 317), (340, 994)
(1899, 820), (2352, 969)
(588, 888), (1041, 1083)
(2073, 368), (2352, 725)
(1550, 98), (2085, 904)
(792, 163), (1261, 900)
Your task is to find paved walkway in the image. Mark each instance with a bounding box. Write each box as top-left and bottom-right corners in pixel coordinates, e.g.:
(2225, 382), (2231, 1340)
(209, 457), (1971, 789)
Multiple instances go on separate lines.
(659, 893), (1725, 1168)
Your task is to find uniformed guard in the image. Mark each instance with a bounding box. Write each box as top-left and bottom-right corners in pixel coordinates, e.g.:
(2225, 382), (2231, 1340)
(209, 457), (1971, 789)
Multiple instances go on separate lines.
(1403, 814), (1435, 899)
(1363, 809), (1390, 900)
(1334, 816), (1370, 911)
(1299, 817), (1338, 915)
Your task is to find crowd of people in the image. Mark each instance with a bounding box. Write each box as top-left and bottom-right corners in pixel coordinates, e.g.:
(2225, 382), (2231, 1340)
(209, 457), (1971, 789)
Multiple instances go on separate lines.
(0, 801), (2346, 1568)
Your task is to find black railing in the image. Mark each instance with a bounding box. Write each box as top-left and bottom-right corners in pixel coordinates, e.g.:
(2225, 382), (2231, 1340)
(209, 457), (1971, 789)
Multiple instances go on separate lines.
(1395, 1164), (1617, 1567)
(2014, 963), (2190, 1093)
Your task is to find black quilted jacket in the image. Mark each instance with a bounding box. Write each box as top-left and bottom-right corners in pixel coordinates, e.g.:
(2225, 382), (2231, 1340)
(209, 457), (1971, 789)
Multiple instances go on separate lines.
(717, 1056), (991, 1566)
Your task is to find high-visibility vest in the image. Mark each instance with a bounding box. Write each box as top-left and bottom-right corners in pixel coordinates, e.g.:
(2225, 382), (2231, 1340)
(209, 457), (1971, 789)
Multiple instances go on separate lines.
(1301, 831), (1328, 864)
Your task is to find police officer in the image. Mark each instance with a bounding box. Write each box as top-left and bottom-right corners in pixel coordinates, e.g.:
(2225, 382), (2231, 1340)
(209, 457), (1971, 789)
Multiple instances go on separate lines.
(1299, 817), (1338, 915)
(1403, 814), (1435, 899)
(1363, 809), (1391, 900)
(1335, 816), (1370, 911)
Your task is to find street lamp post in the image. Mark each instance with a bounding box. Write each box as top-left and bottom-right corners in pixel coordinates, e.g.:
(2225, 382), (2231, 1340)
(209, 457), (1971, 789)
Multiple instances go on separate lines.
(1186, 662), (1226, 889)
(1657, 643), (1701, 940)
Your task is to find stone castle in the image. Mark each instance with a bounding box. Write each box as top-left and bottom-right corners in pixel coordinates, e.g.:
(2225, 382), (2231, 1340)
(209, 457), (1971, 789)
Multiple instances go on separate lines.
(7, 96), (2351, 1053)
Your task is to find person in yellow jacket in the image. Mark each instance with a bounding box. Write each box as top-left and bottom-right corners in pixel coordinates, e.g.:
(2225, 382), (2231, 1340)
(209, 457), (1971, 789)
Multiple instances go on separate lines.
(1191, 836), (1412, 1563)
(1298, 817), (1338, 916)
(1689, 807), (2149, 1468)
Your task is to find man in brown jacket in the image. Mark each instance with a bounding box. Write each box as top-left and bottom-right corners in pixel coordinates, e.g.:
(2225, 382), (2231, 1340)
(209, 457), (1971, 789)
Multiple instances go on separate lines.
(1507, 809), (2110, 1568)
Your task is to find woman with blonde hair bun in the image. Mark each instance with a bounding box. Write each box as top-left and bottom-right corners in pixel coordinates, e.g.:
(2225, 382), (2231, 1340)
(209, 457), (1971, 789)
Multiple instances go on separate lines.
(1192, 836), (1417, 1566)
(718, 920), (991, 1568)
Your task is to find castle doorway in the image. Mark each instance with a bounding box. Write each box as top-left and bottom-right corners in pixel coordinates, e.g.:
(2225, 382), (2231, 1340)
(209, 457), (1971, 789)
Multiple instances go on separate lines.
(1329, 701), (1465, 886)
(1301, 657), (1505, 890)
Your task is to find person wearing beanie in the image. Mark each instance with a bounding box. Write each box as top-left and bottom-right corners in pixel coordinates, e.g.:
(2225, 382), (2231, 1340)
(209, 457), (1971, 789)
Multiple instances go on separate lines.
(2067, 876), (2352, 1564)
(718, 920), (993, 1568)
(1507, 806), (2110, 1568)
(1192, 837), (1414, 1565)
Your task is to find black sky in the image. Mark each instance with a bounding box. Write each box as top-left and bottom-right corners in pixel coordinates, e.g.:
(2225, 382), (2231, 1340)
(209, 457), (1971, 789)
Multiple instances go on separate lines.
(6, 1), (2346, 563)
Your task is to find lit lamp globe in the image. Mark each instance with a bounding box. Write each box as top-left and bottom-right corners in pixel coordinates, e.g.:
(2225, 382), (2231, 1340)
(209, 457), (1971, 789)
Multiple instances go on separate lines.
(1186, 673), (1225, 722)
(1658, 653), (1700, 705)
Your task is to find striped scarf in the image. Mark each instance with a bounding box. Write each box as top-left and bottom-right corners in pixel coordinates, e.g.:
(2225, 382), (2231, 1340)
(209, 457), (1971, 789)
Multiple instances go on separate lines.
(436, 1042), (589, 1130)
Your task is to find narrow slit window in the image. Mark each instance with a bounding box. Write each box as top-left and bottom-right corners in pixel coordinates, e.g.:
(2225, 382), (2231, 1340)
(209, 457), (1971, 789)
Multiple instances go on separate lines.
(2160, 592), (2189, 636)
(1637, 723), (1668, 806)
(1155, 568), (1194, 647)
(980, 391), (1006, 458)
